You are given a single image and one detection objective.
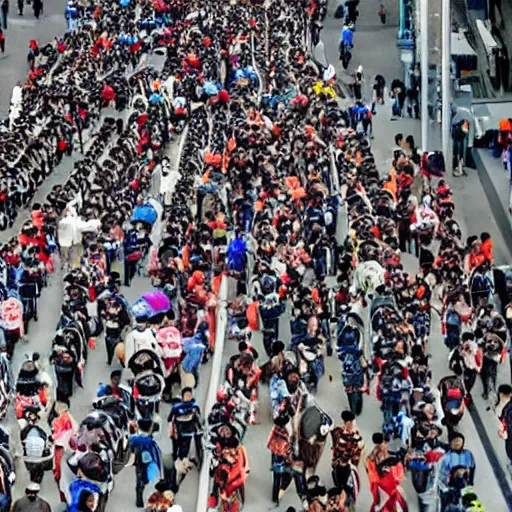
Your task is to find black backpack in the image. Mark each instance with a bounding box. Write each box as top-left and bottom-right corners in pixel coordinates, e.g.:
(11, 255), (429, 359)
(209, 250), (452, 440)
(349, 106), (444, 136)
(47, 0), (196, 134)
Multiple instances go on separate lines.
(78, 452), (109, 482)
(334, 4), (345, 18)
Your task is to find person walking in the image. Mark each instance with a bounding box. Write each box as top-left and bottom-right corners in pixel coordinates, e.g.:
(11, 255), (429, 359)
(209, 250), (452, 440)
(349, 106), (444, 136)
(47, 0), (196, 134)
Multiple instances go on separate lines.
(371, 75), (385, 114)
(497, 384), (512, 473)
(11, 483), (52, 512)
(330, 411), (364, 490)
(32, 0), (42, 19)
(1, 0), (8, 29)
(438, 434), (475, 511)
(378, 3), (386, 24)
(0, 27), (4, 54)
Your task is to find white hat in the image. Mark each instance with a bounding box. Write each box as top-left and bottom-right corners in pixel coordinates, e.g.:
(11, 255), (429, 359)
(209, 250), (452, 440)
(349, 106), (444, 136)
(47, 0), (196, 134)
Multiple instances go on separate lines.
(26, 483), (40, 493)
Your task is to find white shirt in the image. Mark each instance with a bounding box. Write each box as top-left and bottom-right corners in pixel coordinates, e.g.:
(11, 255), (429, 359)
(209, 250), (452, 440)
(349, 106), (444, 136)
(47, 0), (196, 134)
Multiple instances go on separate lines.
(124, 327), (163, 367)
(10, 86), (22, 107)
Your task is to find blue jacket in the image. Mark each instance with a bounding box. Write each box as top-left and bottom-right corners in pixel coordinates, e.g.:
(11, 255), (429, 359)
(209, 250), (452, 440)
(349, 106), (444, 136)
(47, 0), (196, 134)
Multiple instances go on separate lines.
(67, 480), (102, 512)
(438, 449), (475, 491)
(341, 27), (353, 46)
(227, 238), (247, 272)
(129, 435), (162, 483)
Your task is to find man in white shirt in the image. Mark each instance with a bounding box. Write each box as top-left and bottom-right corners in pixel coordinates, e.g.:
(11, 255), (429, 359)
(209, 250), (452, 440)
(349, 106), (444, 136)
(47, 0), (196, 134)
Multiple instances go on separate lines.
(124, 315), (163, 369)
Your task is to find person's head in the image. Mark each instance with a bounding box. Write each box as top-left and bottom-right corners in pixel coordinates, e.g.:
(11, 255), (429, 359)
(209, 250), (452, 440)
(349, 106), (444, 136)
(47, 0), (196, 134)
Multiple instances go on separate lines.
(450, 433), (465, 451)
(78, 490), (97, 511)
(182, 387), (193, 402)
(372, 432), (384, 445)
(110, 370), (121, 387)
(481, 232), (491, 243)
(25, 483), (40, 502)
(394, 133), (403, 147)
(405, 135), (415, 150)
(461, 331), (475, 342)
(341, 410), (355, 428)
(466, 235), (477, 249)
(498, 384), (512, 399)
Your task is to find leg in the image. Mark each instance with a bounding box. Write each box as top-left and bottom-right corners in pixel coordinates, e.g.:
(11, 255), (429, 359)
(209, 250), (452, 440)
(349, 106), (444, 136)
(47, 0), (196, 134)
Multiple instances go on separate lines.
(489, 360), (498, 396)
(481, 359), (490, 398)
(60, 245), (70, 269)
(135, 463), (145, 508)
(332, 465), (351, 488)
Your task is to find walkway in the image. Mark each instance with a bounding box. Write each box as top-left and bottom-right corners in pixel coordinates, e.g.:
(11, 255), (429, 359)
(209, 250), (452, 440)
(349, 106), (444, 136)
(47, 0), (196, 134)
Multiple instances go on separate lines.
(235, 0), (511, 510)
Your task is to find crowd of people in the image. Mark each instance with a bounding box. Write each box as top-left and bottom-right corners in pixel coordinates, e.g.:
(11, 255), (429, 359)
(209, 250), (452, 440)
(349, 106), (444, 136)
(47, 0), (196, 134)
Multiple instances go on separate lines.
(0, 0), (508, 510)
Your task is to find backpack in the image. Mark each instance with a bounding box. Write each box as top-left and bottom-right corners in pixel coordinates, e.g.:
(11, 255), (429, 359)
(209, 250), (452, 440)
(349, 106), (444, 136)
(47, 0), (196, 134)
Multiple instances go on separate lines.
(124, 230), (139, 252)
(471, 273), (489, 294)
(78, 452), (109, 482)
(334, 4), (345, 18)
(340, 348), (363, 387)
(446, 309), (461, 327)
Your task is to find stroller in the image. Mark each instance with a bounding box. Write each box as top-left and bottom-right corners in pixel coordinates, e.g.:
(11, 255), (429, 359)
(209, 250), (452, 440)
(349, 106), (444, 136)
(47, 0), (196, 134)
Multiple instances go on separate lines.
(0, 294), (24, 357)
(75, 408), (130, 475)
(0, 353), (14, 421)
(337, 311), (367, 415)
(50, 322), (88, 399)
(469, 264), (494, 312)
(20, 407), (54, 483)
(17, 276), (39, 333)
(15, 357), (51, 420)
(0, 427), (15, 511)
(129, 348), (165, 422)
(132, 370), (165, 424)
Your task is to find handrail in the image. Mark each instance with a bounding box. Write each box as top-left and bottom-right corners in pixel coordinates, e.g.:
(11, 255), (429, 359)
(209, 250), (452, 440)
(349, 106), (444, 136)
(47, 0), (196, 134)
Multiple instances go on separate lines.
(195, 276), (228, 512)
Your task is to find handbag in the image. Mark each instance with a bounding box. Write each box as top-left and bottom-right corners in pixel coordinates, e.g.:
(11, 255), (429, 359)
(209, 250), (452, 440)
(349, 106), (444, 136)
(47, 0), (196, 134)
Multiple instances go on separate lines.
(126, 250), (142, 262)
(421, 151), (446, 177)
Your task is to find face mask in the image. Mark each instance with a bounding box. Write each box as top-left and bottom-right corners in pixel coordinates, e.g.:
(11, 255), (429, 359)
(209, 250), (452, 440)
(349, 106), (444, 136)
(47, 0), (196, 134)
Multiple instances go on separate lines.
(27, 495), (37, 502)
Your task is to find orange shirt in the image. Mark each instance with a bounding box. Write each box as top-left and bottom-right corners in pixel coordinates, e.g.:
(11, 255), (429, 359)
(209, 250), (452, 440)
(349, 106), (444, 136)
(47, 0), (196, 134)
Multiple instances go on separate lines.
(481, 238), (494, 264)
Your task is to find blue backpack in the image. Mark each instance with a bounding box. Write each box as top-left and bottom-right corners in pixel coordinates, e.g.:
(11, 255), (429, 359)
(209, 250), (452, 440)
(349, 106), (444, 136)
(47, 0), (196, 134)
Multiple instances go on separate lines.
(446, 309), (461, 327)
(124, 230), (139, 253)
(340, 347), (363, 387)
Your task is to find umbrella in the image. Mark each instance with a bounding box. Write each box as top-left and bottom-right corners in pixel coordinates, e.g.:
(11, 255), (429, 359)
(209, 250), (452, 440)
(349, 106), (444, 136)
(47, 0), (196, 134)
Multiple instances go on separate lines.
(142, 290), (171, 314)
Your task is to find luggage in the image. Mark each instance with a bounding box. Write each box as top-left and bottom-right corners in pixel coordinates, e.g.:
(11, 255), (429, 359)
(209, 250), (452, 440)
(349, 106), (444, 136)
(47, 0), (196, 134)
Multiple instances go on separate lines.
(334, 4), (345, 18)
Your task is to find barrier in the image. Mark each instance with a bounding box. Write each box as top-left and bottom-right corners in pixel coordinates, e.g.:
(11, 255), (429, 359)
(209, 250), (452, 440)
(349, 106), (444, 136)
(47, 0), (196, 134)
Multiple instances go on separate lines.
(195, 276), (228, 512)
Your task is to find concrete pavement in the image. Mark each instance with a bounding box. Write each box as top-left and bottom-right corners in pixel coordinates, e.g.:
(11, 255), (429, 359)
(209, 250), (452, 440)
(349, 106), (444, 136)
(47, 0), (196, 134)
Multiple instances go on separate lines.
(7, 138), (209, 512)
(0, 1), (67, 118)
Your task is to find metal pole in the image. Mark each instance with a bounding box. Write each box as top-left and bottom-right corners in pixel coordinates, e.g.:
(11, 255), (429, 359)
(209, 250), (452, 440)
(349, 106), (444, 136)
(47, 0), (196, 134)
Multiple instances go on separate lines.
(442, 0), (451, 171)
(420, 0), (429, 151)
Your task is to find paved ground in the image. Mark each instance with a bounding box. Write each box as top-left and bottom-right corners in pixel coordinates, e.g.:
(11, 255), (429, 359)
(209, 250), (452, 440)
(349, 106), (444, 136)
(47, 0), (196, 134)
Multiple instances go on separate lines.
(6, 138), (209, 512)
(0, 0), (67, 118)
(2, 0), (512, 510)
(235, 0), (511, 511)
